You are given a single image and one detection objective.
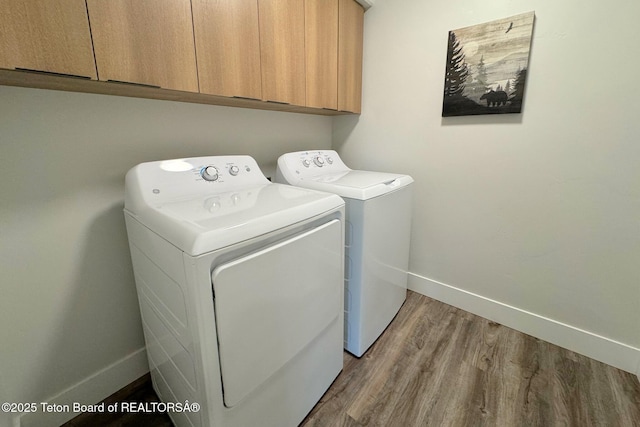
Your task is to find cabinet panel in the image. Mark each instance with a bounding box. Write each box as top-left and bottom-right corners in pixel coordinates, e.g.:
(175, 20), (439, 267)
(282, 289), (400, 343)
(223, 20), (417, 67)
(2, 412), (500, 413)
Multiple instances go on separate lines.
(193, 0), (262, 99)
(305, 0), (338, 110)
(258, 0), (305, 105)
(0, 0), (96, 79)
(87, 0), (198, 92)
(338, 0), (364, 113)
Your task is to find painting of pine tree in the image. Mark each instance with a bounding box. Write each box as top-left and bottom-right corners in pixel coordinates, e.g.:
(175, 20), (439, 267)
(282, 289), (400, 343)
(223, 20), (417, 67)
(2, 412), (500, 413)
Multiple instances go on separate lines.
(442, 12), (535, 117)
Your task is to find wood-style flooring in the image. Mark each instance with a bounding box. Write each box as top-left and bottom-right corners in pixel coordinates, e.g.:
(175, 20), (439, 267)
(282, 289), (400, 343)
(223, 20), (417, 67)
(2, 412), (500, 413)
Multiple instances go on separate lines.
(65, 291), (640, 427)
(302, 291), (640, 426)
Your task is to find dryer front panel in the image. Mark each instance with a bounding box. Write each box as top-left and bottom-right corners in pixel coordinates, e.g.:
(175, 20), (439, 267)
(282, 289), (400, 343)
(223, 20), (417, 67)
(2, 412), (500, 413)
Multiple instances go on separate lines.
(211, 219), (342, 407)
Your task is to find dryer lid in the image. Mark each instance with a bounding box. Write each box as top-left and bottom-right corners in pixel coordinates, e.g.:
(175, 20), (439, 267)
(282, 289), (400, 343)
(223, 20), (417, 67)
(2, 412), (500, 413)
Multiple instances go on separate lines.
(126, 183), (342, 255)
(212, 219), (342, 407)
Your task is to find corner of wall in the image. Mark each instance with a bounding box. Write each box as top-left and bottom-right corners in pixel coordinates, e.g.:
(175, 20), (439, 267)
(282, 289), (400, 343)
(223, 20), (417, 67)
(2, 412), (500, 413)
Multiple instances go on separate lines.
(408, 273), (640, 376)
(18, 348), (148, 427)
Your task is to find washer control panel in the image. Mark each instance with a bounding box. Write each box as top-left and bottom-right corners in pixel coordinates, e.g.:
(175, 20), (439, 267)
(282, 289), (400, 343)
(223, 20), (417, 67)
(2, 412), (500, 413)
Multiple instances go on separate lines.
(300, 152), (332, 169)
(278, 150), (349, 181)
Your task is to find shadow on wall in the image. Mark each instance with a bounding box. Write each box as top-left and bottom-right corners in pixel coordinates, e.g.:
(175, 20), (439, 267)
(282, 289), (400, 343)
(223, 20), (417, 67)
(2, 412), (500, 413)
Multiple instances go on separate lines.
(331, 115), (360, 151)
(0, 371), (11, 426)
(331, 105), (523, 148)
(30, 202), (145, 411)
(441, 112), (523, 126)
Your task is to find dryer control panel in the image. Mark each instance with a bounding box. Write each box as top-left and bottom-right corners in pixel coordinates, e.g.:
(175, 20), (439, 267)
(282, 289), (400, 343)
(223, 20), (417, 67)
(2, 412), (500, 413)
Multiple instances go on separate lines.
(125, 156), (270, 216)
(195, 160), (254, 184)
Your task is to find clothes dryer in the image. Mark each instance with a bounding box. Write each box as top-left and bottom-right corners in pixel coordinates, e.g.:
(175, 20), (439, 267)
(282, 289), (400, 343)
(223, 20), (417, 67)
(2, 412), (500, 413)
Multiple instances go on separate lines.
(275, 150), (413, 357)
(124, 156), (344, 427)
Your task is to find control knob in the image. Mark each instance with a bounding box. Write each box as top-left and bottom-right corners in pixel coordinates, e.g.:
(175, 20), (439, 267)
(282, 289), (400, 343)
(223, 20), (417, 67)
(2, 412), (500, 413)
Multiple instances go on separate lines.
(313, 156), (325, 167)
(229, 165), (240, 176)
(201, 166), (219, 181)
(302, 159), (311, 168)
(204, 197), (221, 212)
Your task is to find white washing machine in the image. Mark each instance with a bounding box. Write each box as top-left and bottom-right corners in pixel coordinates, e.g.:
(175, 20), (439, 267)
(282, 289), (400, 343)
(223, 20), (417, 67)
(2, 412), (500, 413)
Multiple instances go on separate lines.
(275, 150), (413, 357)
(124, 155), (345, 427)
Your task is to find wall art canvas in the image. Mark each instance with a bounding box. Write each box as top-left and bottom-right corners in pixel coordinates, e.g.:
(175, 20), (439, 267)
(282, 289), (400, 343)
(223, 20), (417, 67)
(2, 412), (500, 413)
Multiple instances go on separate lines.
(442, 11), (535, 117)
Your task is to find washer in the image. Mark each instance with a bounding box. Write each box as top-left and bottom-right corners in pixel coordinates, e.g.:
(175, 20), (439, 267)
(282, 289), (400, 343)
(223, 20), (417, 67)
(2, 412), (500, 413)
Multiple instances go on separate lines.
(124, 155), (345, 427)
(275, 150), (413, 357)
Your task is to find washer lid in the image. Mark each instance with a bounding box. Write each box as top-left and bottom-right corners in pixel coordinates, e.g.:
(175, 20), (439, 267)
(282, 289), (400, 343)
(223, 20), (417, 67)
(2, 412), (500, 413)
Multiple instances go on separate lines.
(298, 171), (413, 200)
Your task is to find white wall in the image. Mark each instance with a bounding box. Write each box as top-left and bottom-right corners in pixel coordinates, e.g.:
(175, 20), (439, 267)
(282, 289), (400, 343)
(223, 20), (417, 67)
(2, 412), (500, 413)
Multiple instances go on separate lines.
(334, 0), (640, 373)
(2, 3), (639, 425)
(0, 86), (332, 426)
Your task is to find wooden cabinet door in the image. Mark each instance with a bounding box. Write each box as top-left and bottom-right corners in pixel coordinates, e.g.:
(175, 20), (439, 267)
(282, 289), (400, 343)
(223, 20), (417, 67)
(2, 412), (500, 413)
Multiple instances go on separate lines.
(192, 0), (262, 100)
(0, 0), (97, 79)
(86, 0), (198, 92)
(258, 0), (305, 106)
(305, 0), (338, 110)
(338, 0), (364, 113)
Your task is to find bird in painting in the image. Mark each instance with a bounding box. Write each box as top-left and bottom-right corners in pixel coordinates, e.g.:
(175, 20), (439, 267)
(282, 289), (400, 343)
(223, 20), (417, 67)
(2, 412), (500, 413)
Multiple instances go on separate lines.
(505, 22), (513, 33)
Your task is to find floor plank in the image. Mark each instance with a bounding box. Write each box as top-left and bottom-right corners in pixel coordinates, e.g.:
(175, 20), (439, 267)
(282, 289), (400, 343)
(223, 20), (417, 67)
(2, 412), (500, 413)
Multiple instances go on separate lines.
(65, 290), (640, 426)
(301, 291), (640, 427)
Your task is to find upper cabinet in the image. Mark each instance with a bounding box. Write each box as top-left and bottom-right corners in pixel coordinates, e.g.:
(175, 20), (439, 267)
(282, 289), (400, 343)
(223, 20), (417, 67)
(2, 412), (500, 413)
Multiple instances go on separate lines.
(0, 0), (365, 115)
(258, 0), (306, 106)
(86, 0), (198, 92)
(0, 0), (97, 79)
(305, 0), (339, 110)
(338, 0), (364, 113)
(192, 0), (262, 100)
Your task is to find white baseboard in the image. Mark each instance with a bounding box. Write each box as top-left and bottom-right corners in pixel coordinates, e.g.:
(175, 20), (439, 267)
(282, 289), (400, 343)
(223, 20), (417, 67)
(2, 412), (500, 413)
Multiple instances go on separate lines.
(18, 348), (149, 427)
(408, 273), (640, 375)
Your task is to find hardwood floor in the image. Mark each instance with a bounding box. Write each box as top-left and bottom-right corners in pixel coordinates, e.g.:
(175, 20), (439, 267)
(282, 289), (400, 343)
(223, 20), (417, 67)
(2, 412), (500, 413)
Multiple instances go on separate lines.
(302, 291), (640, 427)
(65, 291), (640, 426)
(63, 374), (172, 427)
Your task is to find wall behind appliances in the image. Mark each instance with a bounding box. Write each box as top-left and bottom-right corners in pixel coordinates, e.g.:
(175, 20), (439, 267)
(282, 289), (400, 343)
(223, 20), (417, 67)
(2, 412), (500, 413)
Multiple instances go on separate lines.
(333, 0), (640, 375)
(0, 85), (332, 426)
